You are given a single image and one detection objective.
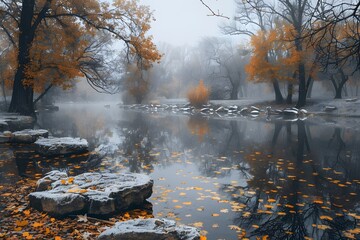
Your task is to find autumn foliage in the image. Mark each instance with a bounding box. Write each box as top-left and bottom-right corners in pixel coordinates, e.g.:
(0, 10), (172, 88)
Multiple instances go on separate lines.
(245, 24), (301, 84)
(187, 80), (209, 108)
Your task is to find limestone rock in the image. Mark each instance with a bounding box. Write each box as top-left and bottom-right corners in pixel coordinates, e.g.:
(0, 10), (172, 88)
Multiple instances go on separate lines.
(11, 129), (48, 143)
(0, 113), (34, 131)
(98, 218), (200, 240)
(0, 131), (12, 143)
(35, 137), (88, 156)
(29, 172), (153, 216)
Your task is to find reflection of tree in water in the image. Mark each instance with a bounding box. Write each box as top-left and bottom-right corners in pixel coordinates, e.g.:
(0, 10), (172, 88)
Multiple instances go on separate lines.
(219, 120), (360, 239)
(187, 115), (209, 142)
(37, 108), (114, 149)
(119, 113), (159, 174)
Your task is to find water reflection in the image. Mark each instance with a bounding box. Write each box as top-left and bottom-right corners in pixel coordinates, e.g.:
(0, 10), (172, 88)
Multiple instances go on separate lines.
(1, 103), (360, 239)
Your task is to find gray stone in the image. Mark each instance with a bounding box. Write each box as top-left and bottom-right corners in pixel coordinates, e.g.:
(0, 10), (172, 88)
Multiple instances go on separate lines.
(11, 129), (48, 143)
(98, 218), (200, 240)
(0, 131), (12, 143)
(36, 170), (68, 191)
(0, 113), (34, 131)
(35, 137), (88, 156)
(29, 172), (153, 216)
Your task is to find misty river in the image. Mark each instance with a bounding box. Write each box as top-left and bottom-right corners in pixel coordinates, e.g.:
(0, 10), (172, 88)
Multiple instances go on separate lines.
(1, 102), (360, 239)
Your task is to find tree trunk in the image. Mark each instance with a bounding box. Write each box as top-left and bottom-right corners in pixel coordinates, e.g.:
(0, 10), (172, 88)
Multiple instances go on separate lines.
(8, 0), (36, 116)
(294, 29), (306, 108)
(230, 82), (239, 100)
(272, 79), (284, 103)
(296, 62), (306, 108)
(306, 77), (314, 98)
(286, 83), (293, 104)
(1, 80), (7, 107)
(334, 70), (348, 99)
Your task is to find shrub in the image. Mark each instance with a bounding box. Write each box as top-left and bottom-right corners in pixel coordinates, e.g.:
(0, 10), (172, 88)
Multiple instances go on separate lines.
(187, 80), (209, 108)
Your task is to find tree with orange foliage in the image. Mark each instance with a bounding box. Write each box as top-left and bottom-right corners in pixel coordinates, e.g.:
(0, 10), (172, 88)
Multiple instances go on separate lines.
(187, 80), (210, 108)
(246, 24), (298, 104)
(0, 0), (161, 115)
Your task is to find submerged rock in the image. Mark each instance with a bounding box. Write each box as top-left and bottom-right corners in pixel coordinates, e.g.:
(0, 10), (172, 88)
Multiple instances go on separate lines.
(98, 218), (200, 240)
(11, 129), (48, 143)
(35, 137), (88, 156)
(29, 171), (153, 216)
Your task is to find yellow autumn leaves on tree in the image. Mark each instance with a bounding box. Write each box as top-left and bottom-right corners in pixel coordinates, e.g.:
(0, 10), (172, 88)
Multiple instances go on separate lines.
(245, 23), (304, 84)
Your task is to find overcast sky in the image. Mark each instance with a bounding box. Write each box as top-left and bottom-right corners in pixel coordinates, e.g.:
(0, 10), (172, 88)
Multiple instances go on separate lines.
(140, 0), (241, 46)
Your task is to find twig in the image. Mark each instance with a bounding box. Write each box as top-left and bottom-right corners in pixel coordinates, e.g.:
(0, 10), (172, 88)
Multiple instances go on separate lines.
(199, 0), (230, 19)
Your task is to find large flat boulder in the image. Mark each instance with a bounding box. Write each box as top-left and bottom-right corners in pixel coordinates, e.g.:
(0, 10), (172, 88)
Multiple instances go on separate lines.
(0, 113), (34, 131)
(98, 218), (200, 240)
(11, 129), (48, 143)
(29, 171), (153, 216)
(34, 137), (88, 156)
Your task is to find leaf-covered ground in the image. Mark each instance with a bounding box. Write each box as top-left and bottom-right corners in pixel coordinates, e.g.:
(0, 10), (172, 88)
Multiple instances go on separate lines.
(0, 179), (153, 240)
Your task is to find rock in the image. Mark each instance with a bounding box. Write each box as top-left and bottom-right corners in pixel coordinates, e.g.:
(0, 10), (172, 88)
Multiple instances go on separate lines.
(36, 170), (68, 191)
(0, 131), (12, 143)
(239, 107), (250, 115)
(250, 110), (260, 115)
(215, 106), (227, 113)
(200, 108), (210, 113)
(29, 172), (153, 216)
(35, 137), (88, 156)
(345, 98), (358, 102)
(0, 113), (34, 131)
(324, 105), (337, 112)
(250, 106), (260, 111)
(98, 218), (200, 240)
(282, 108), (298, 116)
(228, 105), (238, 111)
(11, 129), (48, 143)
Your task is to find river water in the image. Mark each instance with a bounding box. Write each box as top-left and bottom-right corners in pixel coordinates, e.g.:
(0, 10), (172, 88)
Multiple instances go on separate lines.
(1, 102), (360, 239)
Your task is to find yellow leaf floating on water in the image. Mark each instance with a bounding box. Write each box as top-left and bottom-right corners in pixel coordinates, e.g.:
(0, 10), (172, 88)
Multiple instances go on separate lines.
(183, 202), (192, 205)
(220, 208), (229, 213)
(312, 224), (331, 230)
(193, 222), (203, 228)
(228, 225), (242, 231)
(212, 213), (219, 217)
(313, 199), (324, 204)
(320, 215), (333, 221)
